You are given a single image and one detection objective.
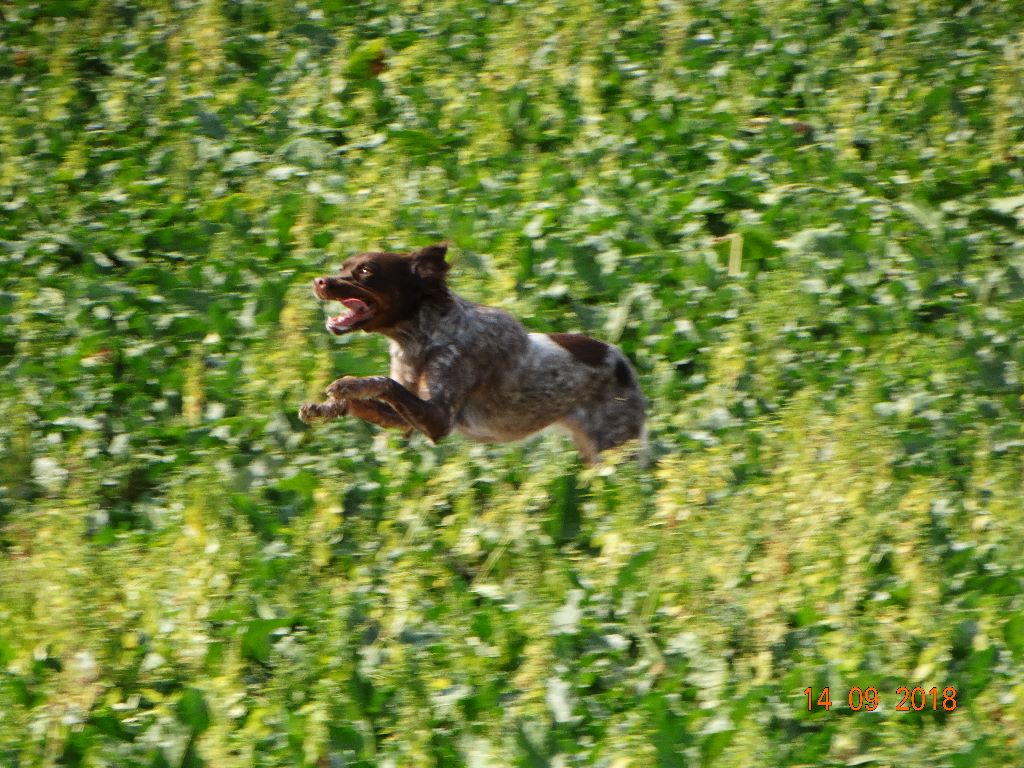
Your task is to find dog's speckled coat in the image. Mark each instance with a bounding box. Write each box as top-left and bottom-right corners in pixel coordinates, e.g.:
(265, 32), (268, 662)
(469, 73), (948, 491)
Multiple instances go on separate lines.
(299, 244), (646, 463)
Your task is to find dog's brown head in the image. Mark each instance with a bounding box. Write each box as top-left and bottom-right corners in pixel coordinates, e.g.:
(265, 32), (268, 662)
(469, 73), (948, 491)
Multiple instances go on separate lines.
(312, 243), (451, 335)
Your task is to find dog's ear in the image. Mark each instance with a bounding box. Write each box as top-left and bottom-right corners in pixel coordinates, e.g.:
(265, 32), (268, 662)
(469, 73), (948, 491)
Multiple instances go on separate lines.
(410, 243), (450, 282)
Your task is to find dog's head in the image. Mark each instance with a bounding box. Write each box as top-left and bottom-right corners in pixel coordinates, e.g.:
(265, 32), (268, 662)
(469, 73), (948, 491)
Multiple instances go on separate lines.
(312, 243), (451, 335)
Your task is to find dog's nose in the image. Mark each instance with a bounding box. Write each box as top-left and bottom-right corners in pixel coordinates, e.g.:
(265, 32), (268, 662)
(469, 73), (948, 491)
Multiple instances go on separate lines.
(313, 277), (327, 291)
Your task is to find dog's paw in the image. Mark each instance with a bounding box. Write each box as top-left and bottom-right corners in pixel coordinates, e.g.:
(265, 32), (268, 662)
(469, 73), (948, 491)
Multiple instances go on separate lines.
(299, 401), (347, 424)
(327, 375), (389, 401)
(299, 403), (327, 424)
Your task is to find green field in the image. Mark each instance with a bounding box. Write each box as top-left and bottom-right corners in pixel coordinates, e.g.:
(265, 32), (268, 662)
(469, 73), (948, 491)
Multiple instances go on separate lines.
(2, 0), (1024, 765)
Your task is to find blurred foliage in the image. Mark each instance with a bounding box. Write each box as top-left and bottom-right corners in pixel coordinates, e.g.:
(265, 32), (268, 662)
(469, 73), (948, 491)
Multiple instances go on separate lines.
(2, 0), (1024, 765)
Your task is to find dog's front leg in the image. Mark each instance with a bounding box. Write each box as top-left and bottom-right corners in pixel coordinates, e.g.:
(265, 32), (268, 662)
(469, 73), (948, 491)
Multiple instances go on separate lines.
(299, 395), (413, 436)
(327, 376), (453, 444)
(346, 399), (414, 435)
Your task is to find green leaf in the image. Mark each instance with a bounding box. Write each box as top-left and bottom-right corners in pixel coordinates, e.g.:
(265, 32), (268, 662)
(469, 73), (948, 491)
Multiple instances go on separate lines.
(176, 688), (211, 735)
(241, 618), (292, 664)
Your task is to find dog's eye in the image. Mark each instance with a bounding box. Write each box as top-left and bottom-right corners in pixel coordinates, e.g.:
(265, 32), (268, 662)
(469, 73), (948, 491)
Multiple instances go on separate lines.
(354, 265), (372, 280)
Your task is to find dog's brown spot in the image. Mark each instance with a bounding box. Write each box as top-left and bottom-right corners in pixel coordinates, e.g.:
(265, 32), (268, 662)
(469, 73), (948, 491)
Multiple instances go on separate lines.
(548, 333), (609, 367)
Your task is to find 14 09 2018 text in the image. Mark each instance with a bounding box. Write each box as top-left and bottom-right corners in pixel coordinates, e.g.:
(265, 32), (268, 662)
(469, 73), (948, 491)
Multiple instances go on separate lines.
(803, 686), (958, 712)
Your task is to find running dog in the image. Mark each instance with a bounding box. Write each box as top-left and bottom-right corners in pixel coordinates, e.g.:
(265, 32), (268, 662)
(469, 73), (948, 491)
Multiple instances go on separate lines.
(298, 244), (646, 463)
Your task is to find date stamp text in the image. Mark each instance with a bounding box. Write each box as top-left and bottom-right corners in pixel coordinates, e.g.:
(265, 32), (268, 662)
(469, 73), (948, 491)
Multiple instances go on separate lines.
(803, 686), (958, 712)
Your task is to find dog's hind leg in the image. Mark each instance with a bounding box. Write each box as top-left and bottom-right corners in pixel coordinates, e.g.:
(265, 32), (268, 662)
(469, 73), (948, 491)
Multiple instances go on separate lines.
(561, 385), (647, 464)
(564, 423), (600, 465)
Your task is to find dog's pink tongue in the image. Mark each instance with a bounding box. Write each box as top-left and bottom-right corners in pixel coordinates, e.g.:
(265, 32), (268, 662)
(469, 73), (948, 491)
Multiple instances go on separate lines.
(326, 298), (371, 334)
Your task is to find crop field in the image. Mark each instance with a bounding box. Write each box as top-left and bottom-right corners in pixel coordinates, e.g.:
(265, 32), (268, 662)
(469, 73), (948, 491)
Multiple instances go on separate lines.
(2, 0), (1024, 765)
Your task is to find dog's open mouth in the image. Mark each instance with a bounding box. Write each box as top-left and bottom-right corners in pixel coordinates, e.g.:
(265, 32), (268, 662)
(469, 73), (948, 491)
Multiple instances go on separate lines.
(326, 298), (375, 334)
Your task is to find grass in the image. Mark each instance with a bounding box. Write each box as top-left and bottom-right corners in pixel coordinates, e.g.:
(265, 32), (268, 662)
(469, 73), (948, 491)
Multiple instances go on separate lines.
(2, 0), (1024, 765)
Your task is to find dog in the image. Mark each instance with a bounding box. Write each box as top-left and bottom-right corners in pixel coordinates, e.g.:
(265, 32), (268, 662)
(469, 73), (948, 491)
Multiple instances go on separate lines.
(298, 244), (646, 464)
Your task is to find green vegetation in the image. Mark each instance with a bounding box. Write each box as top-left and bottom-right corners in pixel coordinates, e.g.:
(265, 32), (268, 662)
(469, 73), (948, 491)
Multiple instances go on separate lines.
(2, 0), (1024, 765)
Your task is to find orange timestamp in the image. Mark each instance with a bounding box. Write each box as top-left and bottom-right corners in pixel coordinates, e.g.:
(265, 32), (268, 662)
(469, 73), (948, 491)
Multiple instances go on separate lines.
(803, 686), (958, 712)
